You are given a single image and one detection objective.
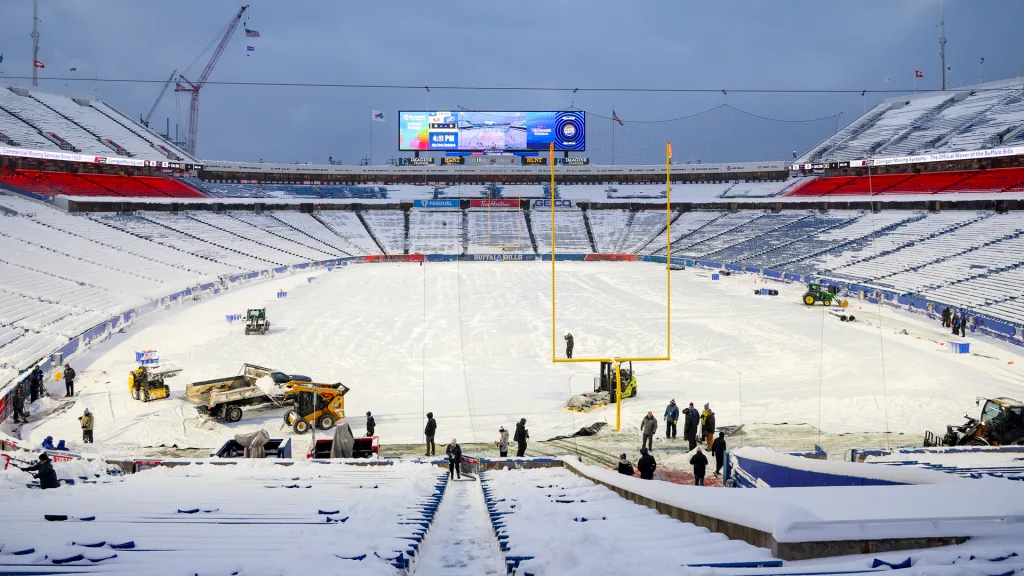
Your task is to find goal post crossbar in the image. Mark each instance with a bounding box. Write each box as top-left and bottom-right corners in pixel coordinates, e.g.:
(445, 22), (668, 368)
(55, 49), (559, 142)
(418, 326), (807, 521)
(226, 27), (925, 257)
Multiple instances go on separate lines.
(548, 142), (673, 431)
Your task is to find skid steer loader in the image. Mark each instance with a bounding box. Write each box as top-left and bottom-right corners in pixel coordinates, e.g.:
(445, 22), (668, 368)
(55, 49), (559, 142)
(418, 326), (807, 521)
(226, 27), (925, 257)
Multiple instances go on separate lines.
(566, 361), (637, 413)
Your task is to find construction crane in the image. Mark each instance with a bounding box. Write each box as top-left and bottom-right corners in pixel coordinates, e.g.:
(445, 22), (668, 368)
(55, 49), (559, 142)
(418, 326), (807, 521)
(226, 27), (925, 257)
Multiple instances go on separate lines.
(141, 69), (177, 128)
(175, 5), (249, 156)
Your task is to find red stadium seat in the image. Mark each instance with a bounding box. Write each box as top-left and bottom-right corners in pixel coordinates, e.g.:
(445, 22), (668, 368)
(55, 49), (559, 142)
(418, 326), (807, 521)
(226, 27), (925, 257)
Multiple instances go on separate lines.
(0, 170), (206, 198)
(787, 167), (1024, 197)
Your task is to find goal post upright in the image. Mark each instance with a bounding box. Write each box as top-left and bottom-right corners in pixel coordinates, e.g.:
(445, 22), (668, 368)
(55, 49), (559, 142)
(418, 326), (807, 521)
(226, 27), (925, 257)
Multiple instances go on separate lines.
(549, 142), (673, 431)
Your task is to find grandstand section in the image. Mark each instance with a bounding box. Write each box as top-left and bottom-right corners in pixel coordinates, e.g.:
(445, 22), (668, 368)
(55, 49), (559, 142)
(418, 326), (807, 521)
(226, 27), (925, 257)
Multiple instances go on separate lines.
(800, 78), (1024, 163)
(0, 84), (194, 161)
(788, 166), (1024, 197)
(0, 169), (204, 199)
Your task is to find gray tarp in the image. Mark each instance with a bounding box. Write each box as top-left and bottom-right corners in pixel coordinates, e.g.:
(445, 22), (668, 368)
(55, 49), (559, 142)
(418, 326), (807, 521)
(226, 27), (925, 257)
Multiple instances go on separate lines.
(330, 422), (355, 458)
(234, 429), (270, 458)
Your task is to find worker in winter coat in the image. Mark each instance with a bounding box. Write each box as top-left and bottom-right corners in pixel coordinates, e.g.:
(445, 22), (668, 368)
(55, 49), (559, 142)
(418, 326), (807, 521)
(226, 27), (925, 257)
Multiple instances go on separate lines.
(951, 314), (961, 336)
(711, 432), (727, 477)
(12, 387), (28, 424)
(616, 453), (634, 476)
(30, 366), (44, 402)
(637, 447), (657, 480)
(78, 408), (94, 443)
(664, 399), (679, 439)
(701, 404), (716, 449)
(365, 412), (375, 437)
(445, 439), (462, 480)
(690, 447), (708, 486)
(941, 307), (951, 328)
(22, 453), (59, 489)
(640, 411), (658, 451)
(564, 333), (574, 359)
(683, 403), (700, 450)
(63, 364), (76, 397)
(495, 427), (509, 457)
(424, 412), (437, 456)
(514, 418), (529, 457)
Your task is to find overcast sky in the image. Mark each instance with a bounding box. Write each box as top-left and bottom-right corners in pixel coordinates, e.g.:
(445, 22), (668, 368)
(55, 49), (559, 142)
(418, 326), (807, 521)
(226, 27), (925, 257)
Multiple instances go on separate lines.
(1, 0), (1021, 164)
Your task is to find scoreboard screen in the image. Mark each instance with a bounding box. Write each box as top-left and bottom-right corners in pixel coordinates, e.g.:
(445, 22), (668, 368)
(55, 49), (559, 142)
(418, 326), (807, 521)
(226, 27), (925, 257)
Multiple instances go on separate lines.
(399, 111), (585, 152)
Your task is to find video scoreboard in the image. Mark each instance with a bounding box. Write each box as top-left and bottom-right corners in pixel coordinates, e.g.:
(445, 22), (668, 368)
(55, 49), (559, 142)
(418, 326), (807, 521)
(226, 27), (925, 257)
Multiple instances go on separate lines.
(399, 111), (585, 152)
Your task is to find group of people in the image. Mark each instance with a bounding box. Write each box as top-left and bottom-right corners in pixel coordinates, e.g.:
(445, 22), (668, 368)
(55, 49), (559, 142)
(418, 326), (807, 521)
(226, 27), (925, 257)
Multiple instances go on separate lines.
(10, 364), (78, 424)
(663, 400), (716, 450)
(941, 307), (969, 337)
(422, 412), (530, 462)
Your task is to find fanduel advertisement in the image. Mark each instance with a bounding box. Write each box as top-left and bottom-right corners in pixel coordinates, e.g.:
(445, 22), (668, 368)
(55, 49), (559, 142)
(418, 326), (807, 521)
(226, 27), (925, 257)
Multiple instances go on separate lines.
(399, 111), (585, 152)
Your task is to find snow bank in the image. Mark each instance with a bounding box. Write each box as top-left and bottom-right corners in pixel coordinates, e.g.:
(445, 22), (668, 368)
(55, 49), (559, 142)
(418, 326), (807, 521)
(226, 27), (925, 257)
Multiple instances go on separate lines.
(562, 457), (1024, 543)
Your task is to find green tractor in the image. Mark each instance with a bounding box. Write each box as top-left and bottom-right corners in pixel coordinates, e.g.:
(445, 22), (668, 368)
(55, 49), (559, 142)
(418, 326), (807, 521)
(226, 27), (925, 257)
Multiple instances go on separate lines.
(802, 282), (848, 308)
(245, 308), (270, 335)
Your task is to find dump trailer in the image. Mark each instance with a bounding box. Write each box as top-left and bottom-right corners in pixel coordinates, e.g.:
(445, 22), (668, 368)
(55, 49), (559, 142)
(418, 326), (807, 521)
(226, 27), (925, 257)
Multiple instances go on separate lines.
(924, 397), (1024, 447)
(185, 363), (312, 423)
(566, 361), (637, 412)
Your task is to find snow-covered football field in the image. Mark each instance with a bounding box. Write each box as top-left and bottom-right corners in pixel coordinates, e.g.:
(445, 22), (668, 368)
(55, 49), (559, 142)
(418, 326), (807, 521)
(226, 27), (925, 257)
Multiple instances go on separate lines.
(20, 261), (1024, 452)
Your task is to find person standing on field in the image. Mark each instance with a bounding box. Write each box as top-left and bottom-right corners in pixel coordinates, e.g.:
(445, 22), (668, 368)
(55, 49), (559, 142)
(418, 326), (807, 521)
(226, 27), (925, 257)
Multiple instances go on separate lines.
(637, 447), (657, 480)
(63, 364), (76, 397)
(78, 408), (94, 443)
(684, 403), (699, 450)
(640, 411), (658, 451)
(30, 366), (44, 403)
(690, 447), (708, 486)
(514, 418), (529, 457)
(564, 332), (574, 359)
(712, 431), (727, 477)
(424, 412), (437, 456)
(702, 404), (716, 449)
(664, 399), (679, 439)
(445, 439), (462, 480)
(365, 411), (375, 437)
(496, 427), (509, 457)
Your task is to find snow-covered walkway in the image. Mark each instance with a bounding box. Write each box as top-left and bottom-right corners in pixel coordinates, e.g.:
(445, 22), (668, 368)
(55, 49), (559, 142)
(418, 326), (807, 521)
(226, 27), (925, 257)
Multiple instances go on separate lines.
(414, 474), (504, 576)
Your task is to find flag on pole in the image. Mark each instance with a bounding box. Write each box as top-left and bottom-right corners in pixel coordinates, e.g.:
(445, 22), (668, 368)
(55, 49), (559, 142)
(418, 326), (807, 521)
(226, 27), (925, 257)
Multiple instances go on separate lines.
(371, 110), (385, 123)
(246, 46), (255, 52)
(68, 67), (77, 72)
(915, 70), (923, 78)
(34, 60), (45, 68)
(612, 110), (623, 126)
(245, 29), (260, 38)
(0, 54), (4, 64)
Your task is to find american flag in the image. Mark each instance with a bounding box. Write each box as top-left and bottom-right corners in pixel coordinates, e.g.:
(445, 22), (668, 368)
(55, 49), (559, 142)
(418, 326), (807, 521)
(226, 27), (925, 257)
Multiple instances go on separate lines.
(915, 70), (923, 78)
(612, 110), (624, 126)
(245, 29), (260, 38)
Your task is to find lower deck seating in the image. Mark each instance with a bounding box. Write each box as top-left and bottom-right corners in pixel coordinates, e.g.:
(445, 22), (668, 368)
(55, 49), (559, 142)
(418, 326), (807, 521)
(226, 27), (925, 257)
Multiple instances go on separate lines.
(788, 167), (1024, 197)
(0, 169), (205, 198)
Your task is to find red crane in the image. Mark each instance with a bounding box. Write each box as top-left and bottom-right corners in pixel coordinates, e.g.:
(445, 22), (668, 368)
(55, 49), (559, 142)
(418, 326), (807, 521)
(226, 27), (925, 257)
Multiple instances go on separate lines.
(175, 5), (249, 156)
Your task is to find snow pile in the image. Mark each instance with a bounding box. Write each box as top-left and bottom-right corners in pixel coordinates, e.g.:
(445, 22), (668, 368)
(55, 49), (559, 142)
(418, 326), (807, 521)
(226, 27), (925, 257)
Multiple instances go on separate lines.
(481, 467), (773, 575)
(252, 374), (281, 398)
(0, 459), (445, 575)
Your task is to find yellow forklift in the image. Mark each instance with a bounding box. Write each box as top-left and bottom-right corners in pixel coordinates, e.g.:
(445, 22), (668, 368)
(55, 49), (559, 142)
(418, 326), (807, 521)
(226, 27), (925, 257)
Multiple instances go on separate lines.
(129, 364), (182, 402)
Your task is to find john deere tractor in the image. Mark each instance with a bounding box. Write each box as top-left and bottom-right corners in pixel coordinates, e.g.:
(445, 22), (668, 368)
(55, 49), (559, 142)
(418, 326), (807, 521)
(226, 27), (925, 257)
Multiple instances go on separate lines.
(802, 282), (848, 308)
(245, 308), (270, 335)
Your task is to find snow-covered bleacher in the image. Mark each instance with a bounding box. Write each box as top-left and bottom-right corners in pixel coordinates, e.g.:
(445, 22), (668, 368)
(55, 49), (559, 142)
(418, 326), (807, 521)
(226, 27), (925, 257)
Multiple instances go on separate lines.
(664, 211), (764, 255)
(0, 84), (193, 161)
(587, 209), (631, 253)
(409, 209), (463, 254)
(705, 212), (857, 263)
(228, 212), (345, 260)
(361, 210), (407, 254)
(271, 211), (360, 256)
(313, 210), (380, 255)
(679, 212), (809, 258)
(645, 210), (724, 255)
(466, 208), (532, 254)
(531, 205), (592, 252)
(801, 79), (1024, 162)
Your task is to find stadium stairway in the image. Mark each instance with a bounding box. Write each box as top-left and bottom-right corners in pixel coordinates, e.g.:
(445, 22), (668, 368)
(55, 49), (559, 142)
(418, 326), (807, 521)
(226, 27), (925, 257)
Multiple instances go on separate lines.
(403, 209), (411, 255)
(521, 209), (540, 255)
(613, 210), (638, 253)
(633, 208), (685, 255)
(581, 207), (599, 253)
(461, 209), (470, 254)
(355, 210), (388, 255)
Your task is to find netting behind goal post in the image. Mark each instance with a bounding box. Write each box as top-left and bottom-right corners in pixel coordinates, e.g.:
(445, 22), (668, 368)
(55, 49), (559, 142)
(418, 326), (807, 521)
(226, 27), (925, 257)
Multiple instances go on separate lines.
(549, 142), (672, 431)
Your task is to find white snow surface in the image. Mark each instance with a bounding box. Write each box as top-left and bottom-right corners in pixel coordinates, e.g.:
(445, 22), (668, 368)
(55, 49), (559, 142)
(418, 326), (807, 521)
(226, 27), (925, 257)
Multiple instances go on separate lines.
(13, 261), (1024, 453)
(563, 458), (1024, 543)
(0, 459), (444, 575)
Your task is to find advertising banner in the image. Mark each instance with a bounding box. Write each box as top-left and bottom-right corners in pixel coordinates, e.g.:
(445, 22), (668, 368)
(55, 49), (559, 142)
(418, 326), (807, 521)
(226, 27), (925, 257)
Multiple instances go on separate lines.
(469, 199), (520, 208)
(413, 199), (460, 209)
(531, 199), (574, 210)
